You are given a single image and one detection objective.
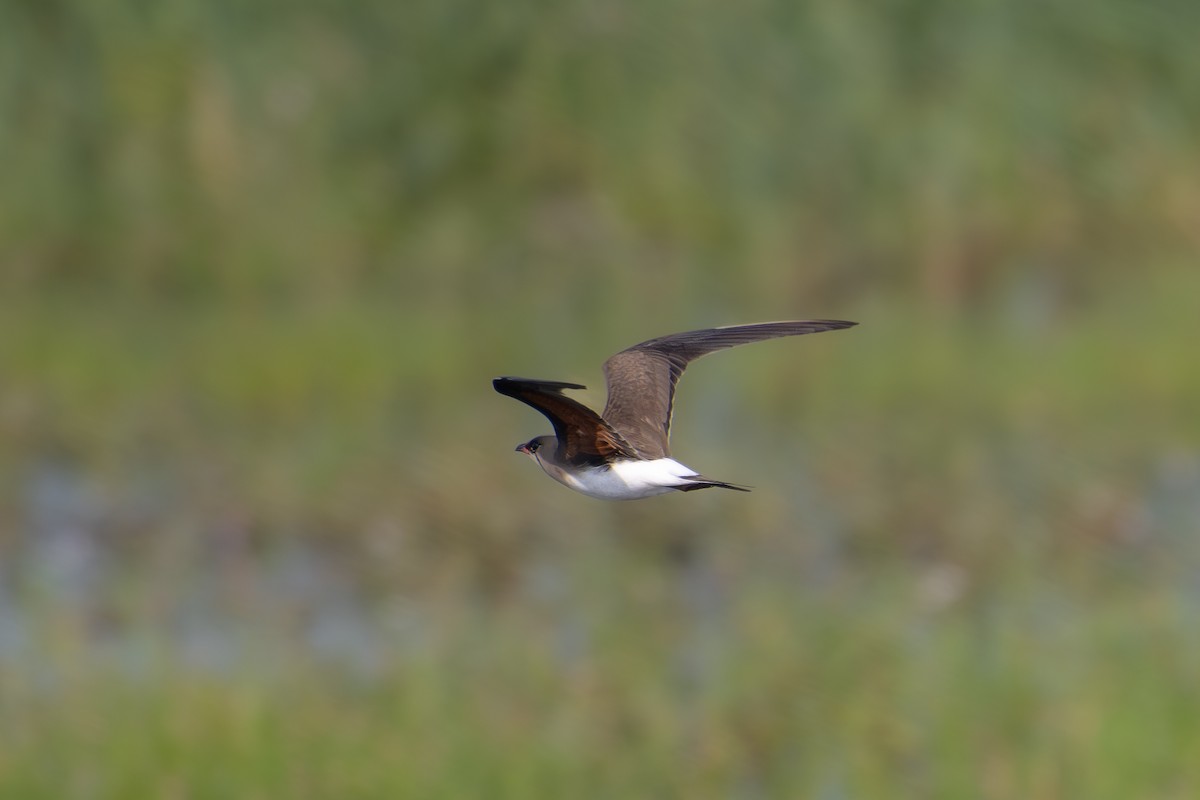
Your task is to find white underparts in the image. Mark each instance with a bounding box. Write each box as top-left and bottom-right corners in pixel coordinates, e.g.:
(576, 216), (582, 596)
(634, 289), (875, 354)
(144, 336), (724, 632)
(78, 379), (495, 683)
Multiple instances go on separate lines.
(535, 456), (708, 500)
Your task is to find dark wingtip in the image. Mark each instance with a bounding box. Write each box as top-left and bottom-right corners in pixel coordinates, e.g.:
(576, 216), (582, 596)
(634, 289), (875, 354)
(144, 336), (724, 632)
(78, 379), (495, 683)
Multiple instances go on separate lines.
(493, 376), (588, 394)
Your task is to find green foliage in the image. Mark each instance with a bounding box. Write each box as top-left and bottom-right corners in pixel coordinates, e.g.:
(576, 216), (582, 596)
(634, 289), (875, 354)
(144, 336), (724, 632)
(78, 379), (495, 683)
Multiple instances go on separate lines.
(4, 0), (1198, 308)
(2, 0), (1199, 796)
(3, 554), (1200, 798)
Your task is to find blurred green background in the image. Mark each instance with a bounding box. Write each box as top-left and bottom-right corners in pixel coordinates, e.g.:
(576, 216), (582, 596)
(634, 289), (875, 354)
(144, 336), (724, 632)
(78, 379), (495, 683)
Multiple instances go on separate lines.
(3, 0), (1200, 796)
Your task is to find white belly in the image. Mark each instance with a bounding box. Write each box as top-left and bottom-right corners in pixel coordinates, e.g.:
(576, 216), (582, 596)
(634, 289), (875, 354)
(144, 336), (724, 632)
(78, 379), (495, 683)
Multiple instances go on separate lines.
(538, 457), (702, 500)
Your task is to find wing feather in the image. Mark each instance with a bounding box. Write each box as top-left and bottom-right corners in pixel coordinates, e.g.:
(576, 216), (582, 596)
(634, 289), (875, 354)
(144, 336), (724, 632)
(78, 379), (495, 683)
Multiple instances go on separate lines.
(601, 320), (856, 458)
(492, 377), (639, 465)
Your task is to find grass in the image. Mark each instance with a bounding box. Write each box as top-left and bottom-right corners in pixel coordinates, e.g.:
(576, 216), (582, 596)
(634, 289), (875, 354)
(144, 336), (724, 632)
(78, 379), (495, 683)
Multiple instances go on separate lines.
(4, 0), (1200, 795)
(3, 556), (1200, 798)
(3, 272), (1200, 797)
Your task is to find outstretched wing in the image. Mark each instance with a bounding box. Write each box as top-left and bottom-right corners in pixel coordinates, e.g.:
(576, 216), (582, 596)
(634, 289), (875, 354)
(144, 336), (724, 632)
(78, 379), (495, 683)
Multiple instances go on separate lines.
(600, 320), (857, 458)
(492, 377), (639, 465)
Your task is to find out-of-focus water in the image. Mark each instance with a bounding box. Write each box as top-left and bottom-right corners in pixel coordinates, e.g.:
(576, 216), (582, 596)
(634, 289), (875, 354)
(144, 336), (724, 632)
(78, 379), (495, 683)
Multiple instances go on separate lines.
(6, 445), (1200, 686)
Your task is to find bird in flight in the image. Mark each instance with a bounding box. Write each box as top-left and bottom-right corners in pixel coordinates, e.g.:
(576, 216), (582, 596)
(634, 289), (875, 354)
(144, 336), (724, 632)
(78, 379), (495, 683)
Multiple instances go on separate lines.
(493, 319), (856, 500)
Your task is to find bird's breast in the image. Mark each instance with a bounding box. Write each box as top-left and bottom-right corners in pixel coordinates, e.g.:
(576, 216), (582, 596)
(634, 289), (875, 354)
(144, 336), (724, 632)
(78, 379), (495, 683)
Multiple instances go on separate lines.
(536, 456), (699, 500)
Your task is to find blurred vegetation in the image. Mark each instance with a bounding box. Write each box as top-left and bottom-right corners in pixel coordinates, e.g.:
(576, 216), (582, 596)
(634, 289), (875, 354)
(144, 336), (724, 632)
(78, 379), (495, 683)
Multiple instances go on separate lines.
(2, 0), (1200, 796)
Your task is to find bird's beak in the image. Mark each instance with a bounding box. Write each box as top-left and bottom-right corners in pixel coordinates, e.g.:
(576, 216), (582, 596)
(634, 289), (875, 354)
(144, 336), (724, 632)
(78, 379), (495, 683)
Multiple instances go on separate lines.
(515, 443), (532, 455)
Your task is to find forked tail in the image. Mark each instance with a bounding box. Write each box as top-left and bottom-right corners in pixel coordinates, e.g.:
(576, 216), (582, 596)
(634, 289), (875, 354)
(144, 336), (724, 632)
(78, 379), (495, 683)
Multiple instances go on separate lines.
(675, 476), (752, 493)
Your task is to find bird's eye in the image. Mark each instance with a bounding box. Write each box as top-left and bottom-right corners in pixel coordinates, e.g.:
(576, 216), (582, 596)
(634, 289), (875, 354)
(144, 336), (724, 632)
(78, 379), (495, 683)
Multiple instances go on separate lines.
(529, 441), (540, 452)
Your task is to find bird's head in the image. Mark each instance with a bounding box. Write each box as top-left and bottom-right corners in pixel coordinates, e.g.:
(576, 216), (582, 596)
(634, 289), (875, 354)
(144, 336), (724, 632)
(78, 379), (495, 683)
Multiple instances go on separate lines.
(515, 435), (554, 458)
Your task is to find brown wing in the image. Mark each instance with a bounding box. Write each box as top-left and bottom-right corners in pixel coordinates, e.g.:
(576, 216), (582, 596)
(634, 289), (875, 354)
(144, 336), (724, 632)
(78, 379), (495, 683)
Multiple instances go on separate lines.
(492, 377), (640, 466)
(600, 320), (857, 458)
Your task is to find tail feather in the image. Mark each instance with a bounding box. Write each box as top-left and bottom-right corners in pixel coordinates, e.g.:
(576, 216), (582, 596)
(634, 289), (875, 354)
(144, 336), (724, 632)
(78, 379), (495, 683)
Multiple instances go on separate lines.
(675, 476), (751, 493)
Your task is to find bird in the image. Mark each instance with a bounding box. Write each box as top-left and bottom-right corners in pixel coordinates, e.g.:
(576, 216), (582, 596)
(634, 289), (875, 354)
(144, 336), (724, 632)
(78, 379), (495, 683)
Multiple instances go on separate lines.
(493, 319), (856, 500)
